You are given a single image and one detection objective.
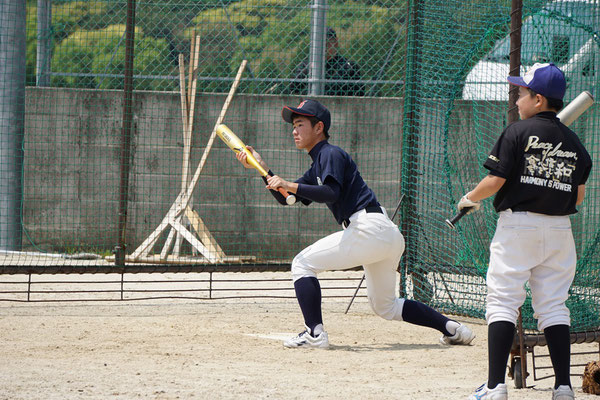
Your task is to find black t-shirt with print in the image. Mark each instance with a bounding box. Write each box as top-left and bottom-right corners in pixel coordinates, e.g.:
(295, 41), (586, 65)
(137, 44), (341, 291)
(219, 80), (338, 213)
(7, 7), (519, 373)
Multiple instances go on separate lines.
(483, 111), (592, 215)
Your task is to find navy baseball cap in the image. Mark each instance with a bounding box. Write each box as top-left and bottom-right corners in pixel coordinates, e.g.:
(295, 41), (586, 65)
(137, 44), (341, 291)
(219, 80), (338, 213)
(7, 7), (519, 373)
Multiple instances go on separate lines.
(282, 99), (331, 133)
(507, 62), (566, 100)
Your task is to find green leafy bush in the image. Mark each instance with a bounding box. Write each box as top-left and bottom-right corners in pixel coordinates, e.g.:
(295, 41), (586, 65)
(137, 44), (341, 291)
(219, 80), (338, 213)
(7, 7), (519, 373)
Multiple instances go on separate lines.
(52, 1), (112, 41)
(52, 24), (174, 90)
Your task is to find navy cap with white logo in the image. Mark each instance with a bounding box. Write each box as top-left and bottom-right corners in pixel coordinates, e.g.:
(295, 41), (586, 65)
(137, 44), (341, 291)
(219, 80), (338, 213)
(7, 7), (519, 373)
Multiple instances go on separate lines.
(282, 99), (331, 133)
(507, 62), (566, 100)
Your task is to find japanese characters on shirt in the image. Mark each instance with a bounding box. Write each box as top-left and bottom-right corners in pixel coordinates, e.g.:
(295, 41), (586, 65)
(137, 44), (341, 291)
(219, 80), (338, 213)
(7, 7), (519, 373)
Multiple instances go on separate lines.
(520, 135), (578, 193)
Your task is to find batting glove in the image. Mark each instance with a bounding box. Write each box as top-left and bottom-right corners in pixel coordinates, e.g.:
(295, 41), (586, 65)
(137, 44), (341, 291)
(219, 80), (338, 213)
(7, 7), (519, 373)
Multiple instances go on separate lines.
(457, 194), (481, 214)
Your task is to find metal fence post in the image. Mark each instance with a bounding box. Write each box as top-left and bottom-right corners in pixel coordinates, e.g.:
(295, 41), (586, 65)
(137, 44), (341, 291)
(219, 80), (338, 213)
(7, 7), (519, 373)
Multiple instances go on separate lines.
(114, 0), (137, 265)
(399, 0), (422, 298)
(508, 0), (522, 123)
(36, 0), (52, 87)
(0, 0), (26, 251)
(308, 0), (328, 96)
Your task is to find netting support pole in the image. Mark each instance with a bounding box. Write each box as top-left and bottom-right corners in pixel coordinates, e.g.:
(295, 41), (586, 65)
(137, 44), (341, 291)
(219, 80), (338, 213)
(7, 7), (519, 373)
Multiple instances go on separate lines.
(508, 0), (525, 387)
(508, 0), (522, 123)
(120, 274), (125, 301)
(308, 0), (328, 96)
(0, 0), (26, 251)
(399, 0), (422, 299)
(27, 274), (31, 302)
(36, 0), (51, 87)
(114, 0), (137, 266)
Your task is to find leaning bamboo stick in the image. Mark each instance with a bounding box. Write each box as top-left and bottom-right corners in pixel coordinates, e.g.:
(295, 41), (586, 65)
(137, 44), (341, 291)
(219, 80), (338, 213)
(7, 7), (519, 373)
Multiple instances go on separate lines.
(185, 207), (225, 260)
(182, 59), (247, 205)
(182, 34), (200, 189)
(173, 35), (201, 257)
(160, 53), (192, 260)
(187, 34), (196, 107)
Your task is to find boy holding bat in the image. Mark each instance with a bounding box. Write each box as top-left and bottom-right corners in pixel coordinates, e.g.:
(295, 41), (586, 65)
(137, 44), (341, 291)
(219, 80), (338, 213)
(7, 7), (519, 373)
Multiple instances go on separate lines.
(457, 63), (592, 400)
(236, 99), (475, 349)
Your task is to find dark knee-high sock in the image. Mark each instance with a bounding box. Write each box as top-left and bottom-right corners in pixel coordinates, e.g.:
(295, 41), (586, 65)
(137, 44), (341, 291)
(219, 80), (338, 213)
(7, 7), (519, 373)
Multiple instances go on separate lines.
(401, 299), (453, 336)
(544, 324), (571, 389)
(293, 277), (323, 333)
(488, 321), (516, 389)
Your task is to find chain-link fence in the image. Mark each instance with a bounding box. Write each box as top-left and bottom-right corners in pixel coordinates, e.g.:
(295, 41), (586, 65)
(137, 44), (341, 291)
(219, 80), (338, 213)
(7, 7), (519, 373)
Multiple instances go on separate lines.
(1, 0), (599, 331)
(5, 0), (409, 265)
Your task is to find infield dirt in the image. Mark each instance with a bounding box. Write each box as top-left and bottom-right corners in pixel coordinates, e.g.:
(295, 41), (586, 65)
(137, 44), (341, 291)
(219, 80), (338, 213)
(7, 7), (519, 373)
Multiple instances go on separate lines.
(0, 272), (597, 400)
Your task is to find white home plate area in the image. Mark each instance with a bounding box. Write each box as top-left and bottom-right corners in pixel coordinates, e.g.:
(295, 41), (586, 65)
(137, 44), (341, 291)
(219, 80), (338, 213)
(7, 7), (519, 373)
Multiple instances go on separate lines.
(244, 332), (297, 341)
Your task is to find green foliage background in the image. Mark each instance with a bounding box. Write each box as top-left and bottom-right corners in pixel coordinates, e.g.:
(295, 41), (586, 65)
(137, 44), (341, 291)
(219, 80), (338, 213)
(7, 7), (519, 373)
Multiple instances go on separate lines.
(25, 0), (423, 95)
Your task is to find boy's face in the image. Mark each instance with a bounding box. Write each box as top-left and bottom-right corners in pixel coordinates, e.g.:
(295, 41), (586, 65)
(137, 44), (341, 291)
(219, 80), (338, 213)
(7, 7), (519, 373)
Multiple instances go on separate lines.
(516, 86), (541, 120)
(292, 116), (324, 151)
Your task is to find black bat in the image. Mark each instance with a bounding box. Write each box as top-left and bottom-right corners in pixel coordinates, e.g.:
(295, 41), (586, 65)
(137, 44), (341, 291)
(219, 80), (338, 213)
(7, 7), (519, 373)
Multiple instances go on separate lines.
(445, 207), (472, 230)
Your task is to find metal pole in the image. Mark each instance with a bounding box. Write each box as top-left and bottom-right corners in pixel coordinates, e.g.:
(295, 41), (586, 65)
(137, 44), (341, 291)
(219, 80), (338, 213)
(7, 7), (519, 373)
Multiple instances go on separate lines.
(508, 0), (522, 123)
(509, 4), (525, 386)
(308, 0), (328, 96)
(0, 0), (26, 251)
(399, 0), (422, 298)
(114, 0), (137, 265)
(36, 0), (51, 87)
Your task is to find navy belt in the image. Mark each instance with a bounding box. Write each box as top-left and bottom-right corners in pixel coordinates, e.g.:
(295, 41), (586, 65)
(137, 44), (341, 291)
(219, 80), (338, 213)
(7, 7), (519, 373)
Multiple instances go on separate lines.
(342, 206), (383, 228)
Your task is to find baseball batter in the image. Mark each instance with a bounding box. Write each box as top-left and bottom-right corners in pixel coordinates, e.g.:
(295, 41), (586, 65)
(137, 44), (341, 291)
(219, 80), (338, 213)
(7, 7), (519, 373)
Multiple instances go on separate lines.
(236, 99), (475, 349)
(460, 63), (592, 400)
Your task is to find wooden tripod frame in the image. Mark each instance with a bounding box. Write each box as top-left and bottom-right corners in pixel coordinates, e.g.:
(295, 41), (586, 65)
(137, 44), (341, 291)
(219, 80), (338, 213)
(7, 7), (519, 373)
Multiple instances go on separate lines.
(128, 40), (248, 264)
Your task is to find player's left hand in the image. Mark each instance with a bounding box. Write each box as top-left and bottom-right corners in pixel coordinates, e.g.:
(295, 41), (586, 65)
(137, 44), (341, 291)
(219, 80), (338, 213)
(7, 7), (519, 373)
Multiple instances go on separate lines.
(457, 194), (481, 214)
(236, 145), (264, 169)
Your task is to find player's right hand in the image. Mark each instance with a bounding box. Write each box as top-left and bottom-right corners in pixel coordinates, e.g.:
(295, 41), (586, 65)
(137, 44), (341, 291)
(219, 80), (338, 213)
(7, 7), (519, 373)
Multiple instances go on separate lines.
(266, 174), (288, 191)
(457, 194), (481, 214)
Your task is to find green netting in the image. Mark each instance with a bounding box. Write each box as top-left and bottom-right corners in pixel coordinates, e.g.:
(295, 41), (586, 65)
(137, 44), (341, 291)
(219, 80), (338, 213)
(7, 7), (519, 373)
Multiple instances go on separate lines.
(401, 0), (600, 332)
(0, 0), (598, 332)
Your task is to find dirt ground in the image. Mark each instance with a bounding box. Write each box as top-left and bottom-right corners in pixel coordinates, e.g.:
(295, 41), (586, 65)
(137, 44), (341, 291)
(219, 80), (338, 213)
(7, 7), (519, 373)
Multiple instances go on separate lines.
(0, 273), (598, 400)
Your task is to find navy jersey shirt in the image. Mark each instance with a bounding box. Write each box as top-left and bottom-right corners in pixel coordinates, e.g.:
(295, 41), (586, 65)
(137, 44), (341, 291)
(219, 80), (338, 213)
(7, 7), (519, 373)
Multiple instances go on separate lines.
(483, 112), (592, 215)
(294, 140), (378, 224)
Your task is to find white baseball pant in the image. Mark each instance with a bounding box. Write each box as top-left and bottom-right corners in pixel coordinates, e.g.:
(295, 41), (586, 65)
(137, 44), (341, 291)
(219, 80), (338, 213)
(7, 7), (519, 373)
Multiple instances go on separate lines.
(486, 209), (576, 331)
(291, 208), (406, 321)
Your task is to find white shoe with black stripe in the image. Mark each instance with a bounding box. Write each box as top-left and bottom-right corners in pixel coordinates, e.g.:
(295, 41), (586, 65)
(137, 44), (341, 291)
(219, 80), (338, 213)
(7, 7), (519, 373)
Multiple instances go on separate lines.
(283, 326), (329, 349)
(440, 323), (476, 345)
(468, 383), (508, 400)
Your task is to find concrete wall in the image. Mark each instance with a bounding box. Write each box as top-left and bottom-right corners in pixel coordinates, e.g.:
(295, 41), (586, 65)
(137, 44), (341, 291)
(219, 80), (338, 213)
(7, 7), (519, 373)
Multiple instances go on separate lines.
(23, 88), (404, 260)
(22, 87), (599, 262)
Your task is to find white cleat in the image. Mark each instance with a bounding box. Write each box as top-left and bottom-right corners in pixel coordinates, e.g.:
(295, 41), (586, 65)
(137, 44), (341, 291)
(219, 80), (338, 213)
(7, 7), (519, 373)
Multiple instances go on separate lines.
(552, 385), (575, 400)
(440, 323), (476, 345)
(283, 327), (329, 349)
(468, 383), (508, 400)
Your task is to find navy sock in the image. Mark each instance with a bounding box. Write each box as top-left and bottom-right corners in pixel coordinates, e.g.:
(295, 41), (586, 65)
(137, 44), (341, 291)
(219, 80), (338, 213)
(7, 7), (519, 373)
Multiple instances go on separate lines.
(544, 324), (571, 389)
(401, 299), (452, 336)
(488, 321), (515, 389)
(293, 277), (323, 334)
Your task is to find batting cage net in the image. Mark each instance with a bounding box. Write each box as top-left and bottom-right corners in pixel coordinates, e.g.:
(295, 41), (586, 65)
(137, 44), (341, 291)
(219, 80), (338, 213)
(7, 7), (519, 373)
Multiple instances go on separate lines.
(0, 1), (598, 330)
(400, 0), (600, 332)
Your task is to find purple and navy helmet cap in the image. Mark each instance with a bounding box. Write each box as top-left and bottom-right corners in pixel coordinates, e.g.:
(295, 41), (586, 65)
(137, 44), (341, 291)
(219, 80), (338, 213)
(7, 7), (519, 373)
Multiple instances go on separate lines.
(507, 62), (566, 100)
(282, 99), (331, 133)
